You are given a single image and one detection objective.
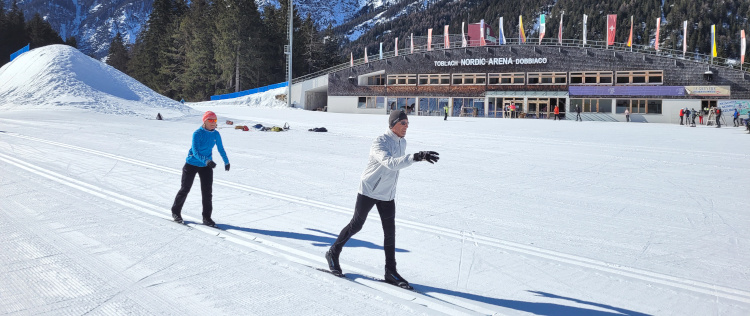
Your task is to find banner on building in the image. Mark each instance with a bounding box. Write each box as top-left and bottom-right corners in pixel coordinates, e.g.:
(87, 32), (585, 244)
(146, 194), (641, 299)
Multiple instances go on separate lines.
(498, 17), (506, 45)
(539, 14), (545, 44)
(570, 86), (686, 97)
(685, 86), (730, 96)
(428, 28), (433, 51)
(718, 100), (750, 115)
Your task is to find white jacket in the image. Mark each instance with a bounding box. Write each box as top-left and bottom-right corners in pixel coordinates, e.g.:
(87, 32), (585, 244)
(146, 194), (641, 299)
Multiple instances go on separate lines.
(358, 130), (415, 201)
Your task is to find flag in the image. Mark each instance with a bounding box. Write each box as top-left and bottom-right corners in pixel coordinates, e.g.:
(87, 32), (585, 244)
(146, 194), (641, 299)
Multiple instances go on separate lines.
(410, 33), (414, 53)
(379, 42), (383, 59)
(539, 14), (546, 44)
(395, 37), (398, 56)
(558, 12), (564, 44)
(606, 14), (616, 46)
(364, 47), (368, 63)
(444, 25), (450, 48)
(742, 30), (746, 64)
(498, 17), (506, 45)
(627, 16), (633, 47)
(519, 15), (526, 43)
(711, 24), (717, 57)
(428, 28), (433, 51)
(461, 22), (467, 47)
(583, 14), (588, 45)
(350, 52), (353, 67)
(683, 20), (688, 57)
(655, 18), (661, 51)
(480, 19), (487, 46)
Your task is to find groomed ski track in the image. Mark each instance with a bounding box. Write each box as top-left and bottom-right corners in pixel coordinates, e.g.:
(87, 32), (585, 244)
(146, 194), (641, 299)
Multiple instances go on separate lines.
(2, 131), (749, 311)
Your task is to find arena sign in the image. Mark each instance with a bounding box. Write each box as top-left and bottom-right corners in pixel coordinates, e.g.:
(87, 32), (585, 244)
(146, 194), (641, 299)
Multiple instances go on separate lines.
(434, 57), (548, 67)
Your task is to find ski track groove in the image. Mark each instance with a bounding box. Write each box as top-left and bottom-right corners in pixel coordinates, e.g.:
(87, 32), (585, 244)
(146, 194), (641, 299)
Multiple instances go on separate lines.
(3, 132), (750, 305)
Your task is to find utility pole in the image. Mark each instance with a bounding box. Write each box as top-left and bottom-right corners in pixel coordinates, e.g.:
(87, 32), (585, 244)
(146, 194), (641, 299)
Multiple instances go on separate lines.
(286, 0), (293, 107)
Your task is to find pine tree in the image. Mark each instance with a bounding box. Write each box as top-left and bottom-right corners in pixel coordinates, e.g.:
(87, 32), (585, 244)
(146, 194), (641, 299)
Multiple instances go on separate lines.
(214, 0), (264, 93)
(107, 32), (130, 72)
(25, 13), (63, 49)
(65, 36), (77, 48)
(178, 0), (218, 101)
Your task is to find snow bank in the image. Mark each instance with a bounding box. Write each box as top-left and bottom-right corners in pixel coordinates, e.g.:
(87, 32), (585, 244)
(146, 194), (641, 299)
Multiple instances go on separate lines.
(0, 44), (194, 118)
(193, 87), (296, 109)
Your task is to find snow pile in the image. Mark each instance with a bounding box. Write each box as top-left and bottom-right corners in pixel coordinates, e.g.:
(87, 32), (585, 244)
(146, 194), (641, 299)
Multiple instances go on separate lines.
(0, 45), (194, 118)
(195, 87), (298, 109)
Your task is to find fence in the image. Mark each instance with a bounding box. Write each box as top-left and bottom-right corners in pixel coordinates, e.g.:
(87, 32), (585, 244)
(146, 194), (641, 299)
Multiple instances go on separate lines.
(210, 82), (288, 101)
(292, 37), (749, 84)
(10, 44), (30, 61)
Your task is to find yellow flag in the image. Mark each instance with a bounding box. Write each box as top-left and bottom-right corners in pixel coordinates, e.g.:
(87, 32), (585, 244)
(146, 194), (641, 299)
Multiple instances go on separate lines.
(519, 15), (526, 43)
(711, 25), (717, 57)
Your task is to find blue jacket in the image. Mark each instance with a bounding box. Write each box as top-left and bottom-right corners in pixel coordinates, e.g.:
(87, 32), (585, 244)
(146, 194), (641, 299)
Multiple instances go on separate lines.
(186, 126), (229, 167)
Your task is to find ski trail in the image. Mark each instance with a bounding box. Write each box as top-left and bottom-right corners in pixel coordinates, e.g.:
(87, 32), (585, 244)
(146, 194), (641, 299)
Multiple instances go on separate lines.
(0, 151), (488, 316)
(3, 132), (750, 305)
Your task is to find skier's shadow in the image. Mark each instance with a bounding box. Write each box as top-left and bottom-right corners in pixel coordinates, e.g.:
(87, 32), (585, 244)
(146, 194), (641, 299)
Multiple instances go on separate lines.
(346, 275), (650, 316)
(218, 225), (409, 253)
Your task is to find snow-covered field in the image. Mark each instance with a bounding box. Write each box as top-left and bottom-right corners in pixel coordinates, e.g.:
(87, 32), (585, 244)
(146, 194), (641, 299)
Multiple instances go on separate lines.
(1, 46), (749, 315)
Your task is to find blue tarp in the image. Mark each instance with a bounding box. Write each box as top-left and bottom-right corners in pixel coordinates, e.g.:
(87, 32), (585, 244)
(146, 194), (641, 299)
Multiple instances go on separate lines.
(10, 44), (30, 61)
(210, 82), (289, 101)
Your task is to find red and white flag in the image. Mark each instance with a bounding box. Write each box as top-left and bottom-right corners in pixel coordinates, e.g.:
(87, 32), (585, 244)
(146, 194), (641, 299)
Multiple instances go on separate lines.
(655, 17), (661, 51)
(395, 37), (398, 56)
(742, 30), (747, 65)
(364, 47), (368, 63)
(350, 52), (353, 67)
(444, 25), (450, 48)
(558, 12), (564, 44)
(606, 14), (616, 46)
(480, 19), (486, 46)
(427, 28), (433, 51)
(410, 33), (414, 53)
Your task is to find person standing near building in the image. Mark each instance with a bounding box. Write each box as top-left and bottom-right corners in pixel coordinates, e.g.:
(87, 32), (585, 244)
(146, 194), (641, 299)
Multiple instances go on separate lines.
(553, 105), (560, 121)
(170, 111), (230, 227)
(325, 110), (439, 289)
(733, 108), (740, 127)
(510, 102), (516, 118)
(715, 107), (722, 128)
(679, 108), (684, 125)
(684, 108), (691, 127)
(444, 104), (448, 120)
(698, 108), (704, 125)
(691, 108), (698, 127)
(624, 108), (630, 122)
(575, 104), (582, 121)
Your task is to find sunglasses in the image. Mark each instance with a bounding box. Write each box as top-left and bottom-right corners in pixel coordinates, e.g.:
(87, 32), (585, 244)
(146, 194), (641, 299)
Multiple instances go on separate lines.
(206, 119), (217, 123)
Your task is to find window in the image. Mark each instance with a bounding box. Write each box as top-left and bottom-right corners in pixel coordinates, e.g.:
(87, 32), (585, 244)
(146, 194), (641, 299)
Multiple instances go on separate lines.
(488, 73), (526, 85)
(615, 70), (663, 85)
(357, 96), (385, 109)
(452, 73), (487, 85)
(572, 98), (612, 113)
(365, 74), (385, 86)
(387, 74), (417, 86)
(569, 71), (613, 85)
(418, 74), (450, 85)
(615, 99), (662, 114)
(527, 72), (567, 85)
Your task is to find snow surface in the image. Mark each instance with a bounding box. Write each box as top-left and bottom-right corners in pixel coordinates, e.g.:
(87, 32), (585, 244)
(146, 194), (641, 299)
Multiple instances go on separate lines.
(1, 45), (750, 315)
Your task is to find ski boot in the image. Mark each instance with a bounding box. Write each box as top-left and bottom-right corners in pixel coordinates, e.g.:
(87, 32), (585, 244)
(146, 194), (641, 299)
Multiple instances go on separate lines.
(385, 268), (412, 290)
(203, 217), (217, 228)
(325, 249), (343, 277)
(172, 213), (184, 224)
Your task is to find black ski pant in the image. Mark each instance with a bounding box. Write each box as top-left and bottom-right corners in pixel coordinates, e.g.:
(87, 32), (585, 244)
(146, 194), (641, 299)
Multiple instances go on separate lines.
(331, 194), (397, 270)
(171, 163), (213, 220)
(680, 116), (684, 125)
(444, 112), (448, 120)
(576, 113), (581, 121)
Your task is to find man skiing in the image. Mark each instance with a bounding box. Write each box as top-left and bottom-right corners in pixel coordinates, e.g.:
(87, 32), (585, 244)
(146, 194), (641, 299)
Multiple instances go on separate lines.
(325, 110), (439, 289)
(575, 104), (582, 121)
(170, 111), (230, 227)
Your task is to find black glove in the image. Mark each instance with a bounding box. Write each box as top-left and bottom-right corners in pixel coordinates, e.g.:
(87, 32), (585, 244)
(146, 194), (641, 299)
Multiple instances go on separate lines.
(206, 160), (217, 168)
(225, 163), (230, 171)
(413, 151), (440, 164)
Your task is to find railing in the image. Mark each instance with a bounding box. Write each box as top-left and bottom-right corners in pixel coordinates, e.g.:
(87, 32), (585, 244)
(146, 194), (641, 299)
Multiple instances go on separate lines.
(210, 81), (288, 101)
(292, 37), (747, 84)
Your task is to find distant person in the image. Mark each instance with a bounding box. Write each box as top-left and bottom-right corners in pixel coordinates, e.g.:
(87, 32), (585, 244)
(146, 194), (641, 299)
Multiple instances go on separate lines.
(325, 110), (439, 290)
(679, 108), (684, 125)
(715, 107), (722, 128)
(691, 108), (697, 127)
(733, 108), (740, 127)
(553, 105), (560, 120)
(698, 108), (704, 125)
(575, 104), (582, 121)
(510, 103), (516, 118)
(684, 108), (691, 127)
(170, 111), (230, 227)
(624, 108), (630, 122)
(180, 98), (185, 104)
(444, 105), (448, 120)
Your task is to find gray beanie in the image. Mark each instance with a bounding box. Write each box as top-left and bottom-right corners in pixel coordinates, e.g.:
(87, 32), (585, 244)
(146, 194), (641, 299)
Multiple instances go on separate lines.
(389, 110), (408, 128)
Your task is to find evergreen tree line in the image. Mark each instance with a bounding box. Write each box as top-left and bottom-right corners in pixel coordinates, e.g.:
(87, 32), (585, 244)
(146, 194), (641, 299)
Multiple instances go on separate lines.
(0, 0), (77, 66)
(339, 0), (750, 65)
(109, 0), (344, 102)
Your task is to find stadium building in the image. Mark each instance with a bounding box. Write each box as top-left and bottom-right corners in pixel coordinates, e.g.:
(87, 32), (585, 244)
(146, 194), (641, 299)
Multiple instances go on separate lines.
(290, 38), (750, 124)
